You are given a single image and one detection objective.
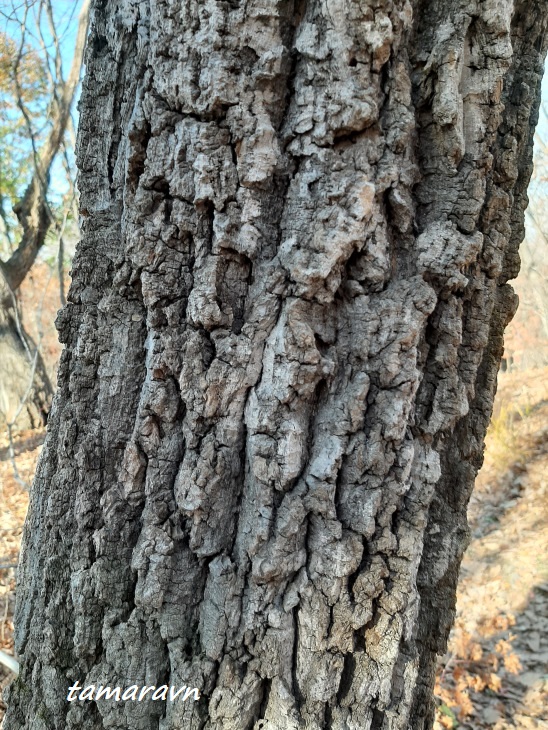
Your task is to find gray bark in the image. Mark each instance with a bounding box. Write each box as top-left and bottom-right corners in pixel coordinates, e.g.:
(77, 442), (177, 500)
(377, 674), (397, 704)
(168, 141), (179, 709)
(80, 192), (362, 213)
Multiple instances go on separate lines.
(5, 1), (547, 729)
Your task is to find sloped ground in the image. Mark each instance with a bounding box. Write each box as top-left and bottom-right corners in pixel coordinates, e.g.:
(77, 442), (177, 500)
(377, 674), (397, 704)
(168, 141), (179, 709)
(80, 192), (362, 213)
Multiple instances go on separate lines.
(0, 429), (42, 720)
(0, 261), (62, 717)
(1, 368), (547, 726)
(435, 367), (548, 729)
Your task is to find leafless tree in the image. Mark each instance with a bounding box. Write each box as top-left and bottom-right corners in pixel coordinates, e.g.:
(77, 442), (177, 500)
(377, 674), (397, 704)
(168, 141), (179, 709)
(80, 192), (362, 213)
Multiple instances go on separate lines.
(0, 0), (89, 429)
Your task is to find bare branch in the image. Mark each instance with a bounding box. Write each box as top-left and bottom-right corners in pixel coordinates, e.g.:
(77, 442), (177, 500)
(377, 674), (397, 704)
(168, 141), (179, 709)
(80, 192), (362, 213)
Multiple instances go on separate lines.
(0, 0), (90, 296)
(0, 649), (19, 675)
(0, 196), (13, 251)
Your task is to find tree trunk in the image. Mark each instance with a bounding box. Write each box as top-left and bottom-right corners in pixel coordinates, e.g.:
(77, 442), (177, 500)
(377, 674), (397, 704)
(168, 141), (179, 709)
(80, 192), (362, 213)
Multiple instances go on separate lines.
(5, 1), (547, 728)
(0, 275), (52, 430)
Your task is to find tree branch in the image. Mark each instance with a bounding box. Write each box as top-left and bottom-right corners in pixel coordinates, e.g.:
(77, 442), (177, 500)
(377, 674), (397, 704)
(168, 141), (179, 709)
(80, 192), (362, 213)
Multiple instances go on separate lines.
(0, 649), (19, 675)
(0, 0), (90, 296)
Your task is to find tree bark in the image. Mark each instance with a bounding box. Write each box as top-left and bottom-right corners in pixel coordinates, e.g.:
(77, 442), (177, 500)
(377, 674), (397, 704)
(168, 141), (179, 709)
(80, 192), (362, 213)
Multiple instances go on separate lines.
(5, 1), (548, 729)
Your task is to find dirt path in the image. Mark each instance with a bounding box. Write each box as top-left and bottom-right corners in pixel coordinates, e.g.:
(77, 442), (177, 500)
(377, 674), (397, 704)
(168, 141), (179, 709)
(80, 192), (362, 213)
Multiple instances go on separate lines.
(436, 368), (548, 729)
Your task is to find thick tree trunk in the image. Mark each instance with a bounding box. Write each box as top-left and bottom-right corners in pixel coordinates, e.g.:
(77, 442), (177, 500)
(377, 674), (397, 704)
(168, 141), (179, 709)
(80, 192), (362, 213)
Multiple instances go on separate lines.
(5, 1), (547, 729)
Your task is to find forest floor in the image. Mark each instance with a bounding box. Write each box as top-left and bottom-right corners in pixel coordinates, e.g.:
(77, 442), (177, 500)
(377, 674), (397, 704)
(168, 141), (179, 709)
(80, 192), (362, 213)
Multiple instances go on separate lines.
(1, 367), (547, 727)
(434, 366), (548, 730)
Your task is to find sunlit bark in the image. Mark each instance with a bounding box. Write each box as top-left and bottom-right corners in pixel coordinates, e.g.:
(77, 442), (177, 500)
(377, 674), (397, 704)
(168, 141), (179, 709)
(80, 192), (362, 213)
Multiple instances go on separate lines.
(5, 0), (548, 728)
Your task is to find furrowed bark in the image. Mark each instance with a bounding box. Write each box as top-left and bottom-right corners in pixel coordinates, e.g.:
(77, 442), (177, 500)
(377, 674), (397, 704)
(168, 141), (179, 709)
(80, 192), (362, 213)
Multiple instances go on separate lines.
(5, 1), (548, 729)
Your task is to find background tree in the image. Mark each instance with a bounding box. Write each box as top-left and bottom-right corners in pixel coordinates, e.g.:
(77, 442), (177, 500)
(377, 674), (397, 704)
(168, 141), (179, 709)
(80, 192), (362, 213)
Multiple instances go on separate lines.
(497, 76), (548, 371)
(0, 0), (89, 431)
(5, 1), (548, 729)
(521, 96), (548, 349)
(0, 31), (47, 253)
